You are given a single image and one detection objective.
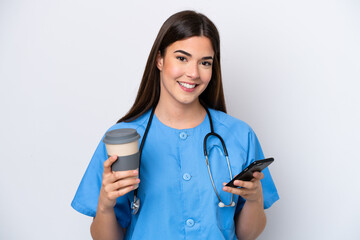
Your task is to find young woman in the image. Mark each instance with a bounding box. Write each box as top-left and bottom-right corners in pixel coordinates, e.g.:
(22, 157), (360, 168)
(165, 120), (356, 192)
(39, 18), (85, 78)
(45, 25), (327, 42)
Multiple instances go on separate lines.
(72, 10), (279, 240)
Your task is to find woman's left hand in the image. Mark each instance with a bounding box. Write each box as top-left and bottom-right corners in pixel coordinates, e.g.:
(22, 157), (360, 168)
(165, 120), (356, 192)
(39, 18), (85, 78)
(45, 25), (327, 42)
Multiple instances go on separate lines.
(222, 172), (264, 202)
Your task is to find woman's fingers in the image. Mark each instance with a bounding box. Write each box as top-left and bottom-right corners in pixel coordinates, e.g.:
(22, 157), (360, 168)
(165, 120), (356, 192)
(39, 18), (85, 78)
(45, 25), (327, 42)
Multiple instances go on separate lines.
(99, 157), (140, 209)
(223, 182), (253, 195)
(113, 186), (136, 199)
(106, 176), (140, 192)
(103, 155), (118, 174)
(106, 185), (136, 200)
(114, 169), (139, 180)
(222, 171), (264, 200)
(104, 169), (138, 185)
(233, 179), (255, 189)
(228, 171), (264, 189)
(103, 154), (138, 184)
(252, 171), (264, 181)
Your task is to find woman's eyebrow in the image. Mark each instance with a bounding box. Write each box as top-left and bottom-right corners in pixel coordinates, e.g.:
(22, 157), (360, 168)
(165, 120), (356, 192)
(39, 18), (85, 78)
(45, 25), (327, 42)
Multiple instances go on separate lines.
(174, 50), (192, 56)
(202, 56), (213, 60)
(174, 50), (213, 60)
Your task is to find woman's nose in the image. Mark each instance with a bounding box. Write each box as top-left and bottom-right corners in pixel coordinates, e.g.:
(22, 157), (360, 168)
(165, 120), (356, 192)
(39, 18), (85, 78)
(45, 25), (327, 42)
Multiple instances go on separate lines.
(186, 62), (199, 79)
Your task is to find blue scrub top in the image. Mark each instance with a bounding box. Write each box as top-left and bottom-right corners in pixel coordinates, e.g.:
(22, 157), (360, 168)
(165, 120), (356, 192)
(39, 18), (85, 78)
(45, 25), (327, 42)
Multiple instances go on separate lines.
(72, 109), (279, 239)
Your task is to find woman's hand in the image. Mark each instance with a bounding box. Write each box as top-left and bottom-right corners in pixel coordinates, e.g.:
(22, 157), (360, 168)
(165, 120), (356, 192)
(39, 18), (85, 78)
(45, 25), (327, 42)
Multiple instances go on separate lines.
(224, 172), (267, 239)
(222, 171), (264, 203)
(98, 155), (140, 212)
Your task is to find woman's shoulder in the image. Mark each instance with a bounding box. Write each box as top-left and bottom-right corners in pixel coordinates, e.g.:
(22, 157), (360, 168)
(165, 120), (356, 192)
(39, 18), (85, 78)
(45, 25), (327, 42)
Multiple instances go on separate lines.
(209, 108), (253, 133)
(105, 110), (151, 133)
(209, 109), (260, 153)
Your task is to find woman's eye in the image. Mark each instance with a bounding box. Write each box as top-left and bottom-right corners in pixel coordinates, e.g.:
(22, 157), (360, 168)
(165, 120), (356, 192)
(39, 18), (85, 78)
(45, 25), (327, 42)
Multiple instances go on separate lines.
(201, 61), (212, 66)
(176, 56), (186, 62)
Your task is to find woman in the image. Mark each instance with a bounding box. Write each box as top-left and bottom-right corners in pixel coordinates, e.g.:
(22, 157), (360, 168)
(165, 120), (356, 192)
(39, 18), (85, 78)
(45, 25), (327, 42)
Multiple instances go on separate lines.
(72, 10), (279, 240)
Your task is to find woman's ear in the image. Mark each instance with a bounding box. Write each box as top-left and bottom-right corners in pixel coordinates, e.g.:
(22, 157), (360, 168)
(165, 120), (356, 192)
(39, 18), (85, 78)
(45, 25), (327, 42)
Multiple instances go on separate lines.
(156, 52), (163, 71)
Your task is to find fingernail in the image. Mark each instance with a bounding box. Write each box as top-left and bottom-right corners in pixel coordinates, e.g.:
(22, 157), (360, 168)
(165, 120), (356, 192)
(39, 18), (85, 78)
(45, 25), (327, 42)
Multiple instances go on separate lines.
(133, 170), (138, 174)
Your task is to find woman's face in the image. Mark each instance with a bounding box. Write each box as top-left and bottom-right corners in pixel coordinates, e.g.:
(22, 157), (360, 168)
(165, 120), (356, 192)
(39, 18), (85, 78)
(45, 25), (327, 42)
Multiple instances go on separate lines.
(157, 36), (214, 108)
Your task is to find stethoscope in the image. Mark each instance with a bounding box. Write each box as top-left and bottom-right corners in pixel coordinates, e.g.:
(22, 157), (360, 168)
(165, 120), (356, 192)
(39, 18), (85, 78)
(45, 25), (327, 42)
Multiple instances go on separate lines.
(131, 106), (235, 215)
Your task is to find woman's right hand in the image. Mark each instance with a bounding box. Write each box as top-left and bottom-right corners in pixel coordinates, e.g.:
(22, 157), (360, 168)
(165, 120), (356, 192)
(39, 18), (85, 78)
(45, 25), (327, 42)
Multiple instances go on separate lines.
(98, 155), (140, 212)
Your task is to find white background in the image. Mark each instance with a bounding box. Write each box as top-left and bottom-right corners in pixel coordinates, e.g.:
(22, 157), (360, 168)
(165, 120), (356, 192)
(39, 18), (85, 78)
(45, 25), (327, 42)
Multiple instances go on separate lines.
(1, 0), (359, 239)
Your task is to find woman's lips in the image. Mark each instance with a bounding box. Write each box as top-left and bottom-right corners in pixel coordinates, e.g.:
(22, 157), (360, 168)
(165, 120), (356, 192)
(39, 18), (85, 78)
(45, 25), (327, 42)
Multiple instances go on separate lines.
(178, 81), (197, 92)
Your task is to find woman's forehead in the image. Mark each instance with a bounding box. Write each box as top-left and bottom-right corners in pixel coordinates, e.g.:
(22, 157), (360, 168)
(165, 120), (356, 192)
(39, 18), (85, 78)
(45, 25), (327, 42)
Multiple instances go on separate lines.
(166, 36), (214, 57)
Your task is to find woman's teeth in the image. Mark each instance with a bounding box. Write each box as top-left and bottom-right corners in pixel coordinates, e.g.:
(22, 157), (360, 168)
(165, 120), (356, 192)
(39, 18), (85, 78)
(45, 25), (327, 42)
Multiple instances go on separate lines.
(178, 82), (196, 89)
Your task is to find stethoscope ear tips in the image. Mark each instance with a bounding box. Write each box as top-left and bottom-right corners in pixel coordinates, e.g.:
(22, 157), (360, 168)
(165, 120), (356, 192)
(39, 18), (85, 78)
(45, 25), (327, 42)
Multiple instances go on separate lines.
(230, 201), (236, 207)
(218, 202), (225, 207)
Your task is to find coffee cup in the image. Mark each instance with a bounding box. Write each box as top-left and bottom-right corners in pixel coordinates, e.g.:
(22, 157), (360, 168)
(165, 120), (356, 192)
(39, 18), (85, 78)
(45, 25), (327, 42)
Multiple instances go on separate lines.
(103, 128), (140, 189)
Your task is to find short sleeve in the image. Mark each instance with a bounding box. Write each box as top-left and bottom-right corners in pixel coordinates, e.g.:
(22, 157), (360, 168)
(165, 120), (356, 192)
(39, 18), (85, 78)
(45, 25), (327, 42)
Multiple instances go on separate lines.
(71, 136), (131, 228)
(235, 129), (279, 213)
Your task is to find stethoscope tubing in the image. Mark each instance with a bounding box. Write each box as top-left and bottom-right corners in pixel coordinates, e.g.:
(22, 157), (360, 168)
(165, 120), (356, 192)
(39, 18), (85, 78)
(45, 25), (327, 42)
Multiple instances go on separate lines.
(132, 106), (155, 214)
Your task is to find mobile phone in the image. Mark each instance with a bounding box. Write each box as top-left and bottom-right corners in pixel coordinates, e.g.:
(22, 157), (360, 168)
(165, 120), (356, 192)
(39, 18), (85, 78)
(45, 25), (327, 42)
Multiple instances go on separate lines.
(225, 158), (274, 187)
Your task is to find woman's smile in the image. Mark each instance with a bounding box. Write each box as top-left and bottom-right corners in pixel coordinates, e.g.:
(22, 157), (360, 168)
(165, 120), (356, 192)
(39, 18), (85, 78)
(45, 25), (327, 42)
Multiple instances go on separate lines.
(177, 81), (198, 92)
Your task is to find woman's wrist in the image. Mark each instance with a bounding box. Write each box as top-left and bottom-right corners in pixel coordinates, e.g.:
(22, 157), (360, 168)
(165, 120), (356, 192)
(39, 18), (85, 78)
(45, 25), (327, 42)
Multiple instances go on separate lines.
(98, 204), (114, 215)
(97, 193), (116, 215)
(245, 195), (264, 208)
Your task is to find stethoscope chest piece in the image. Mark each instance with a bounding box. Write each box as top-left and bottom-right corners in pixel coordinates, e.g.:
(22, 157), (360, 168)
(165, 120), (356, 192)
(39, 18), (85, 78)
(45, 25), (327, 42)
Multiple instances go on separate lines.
(218, 201), (236, 208)
(131, 197), (140, 215)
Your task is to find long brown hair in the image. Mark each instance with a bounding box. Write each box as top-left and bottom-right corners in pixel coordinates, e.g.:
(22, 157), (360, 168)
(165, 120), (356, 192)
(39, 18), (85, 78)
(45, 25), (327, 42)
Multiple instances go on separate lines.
(117, 10), (226, 123)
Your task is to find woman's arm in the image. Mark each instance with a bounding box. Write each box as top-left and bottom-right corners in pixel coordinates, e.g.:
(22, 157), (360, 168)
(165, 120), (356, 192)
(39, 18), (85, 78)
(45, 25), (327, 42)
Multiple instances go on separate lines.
(234, 194), (266, 240)
(90, 155), (139, 240)
(90, 207), (124, 240)
(223, 172), (266, 240)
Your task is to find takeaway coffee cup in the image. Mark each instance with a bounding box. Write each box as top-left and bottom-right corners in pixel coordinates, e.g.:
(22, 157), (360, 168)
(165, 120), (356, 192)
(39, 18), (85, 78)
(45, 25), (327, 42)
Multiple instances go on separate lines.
(103, 128), (140, 189)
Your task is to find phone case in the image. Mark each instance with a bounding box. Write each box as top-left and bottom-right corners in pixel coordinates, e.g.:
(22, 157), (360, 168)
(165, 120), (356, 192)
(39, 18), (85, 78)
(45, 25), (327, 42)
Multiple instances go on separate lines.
(225, 158), (274, 187)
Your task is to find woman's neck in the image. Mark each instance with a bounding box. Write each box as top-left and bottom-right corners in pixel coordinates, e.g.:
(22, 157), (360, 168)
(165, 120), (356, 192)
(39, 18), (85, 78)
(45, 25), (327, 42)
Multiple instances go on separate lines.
(155, 99), (206, 129)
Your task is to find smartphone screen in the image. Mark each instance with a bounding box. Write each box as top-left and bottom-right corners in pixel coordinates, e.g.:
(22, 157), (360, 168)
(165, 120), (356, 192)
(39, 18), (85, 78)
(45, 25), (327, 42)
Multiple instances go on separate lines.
(225, 158), (274, 187)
